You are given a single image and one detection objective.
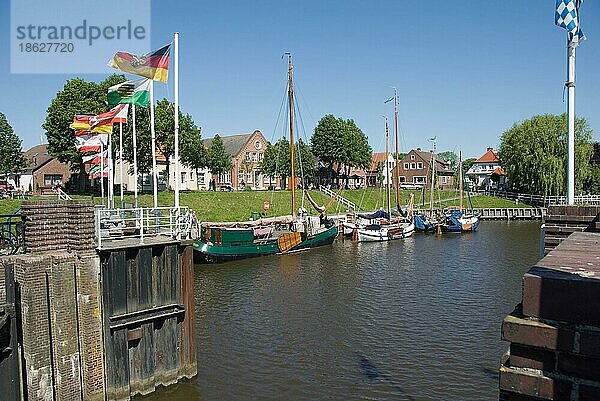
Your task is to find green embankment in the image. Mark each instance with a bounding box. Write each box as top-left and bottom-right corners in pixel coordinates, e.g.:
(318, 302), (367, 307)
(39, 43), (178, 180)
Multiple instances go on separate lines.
(0, 189), (531, 222)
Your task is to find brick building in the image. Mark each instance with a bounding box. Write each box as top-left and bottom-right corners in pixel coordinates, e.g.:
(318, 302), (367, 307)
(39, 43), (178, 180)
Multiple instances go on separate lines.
(203, 130), (271, 190)
(19, 144), (76, 193)
(396, 148), (454, 189)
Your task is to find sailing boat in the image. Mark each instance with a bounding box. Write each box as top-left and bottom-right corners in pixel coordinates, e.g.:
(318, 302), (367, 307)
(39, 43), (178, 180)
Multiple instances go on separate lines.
(355, 114), (415, 242)
(193, 55), (338, 263)
(439, 150), (480, 233)
(413, 138), (440, 232)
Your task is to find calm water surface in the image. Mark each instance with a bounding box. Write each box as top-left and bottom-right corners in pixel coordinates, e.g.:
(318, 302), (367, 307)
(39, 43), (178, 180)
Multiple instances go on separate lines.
(143, 221), (541, 400)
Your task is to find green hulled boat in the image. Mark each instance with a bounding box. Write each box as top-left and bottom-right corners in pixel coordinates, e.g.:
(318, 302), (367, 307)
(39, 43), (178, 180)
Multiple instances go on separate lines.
(194, 220), (338, 264)
(193, 54), (339, 264)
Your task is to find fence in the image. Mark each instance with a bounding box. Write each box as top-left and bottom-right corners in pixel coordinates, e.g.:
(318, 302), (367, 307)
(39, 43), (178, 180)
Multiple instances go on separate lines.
(319, 185), (357, 211)
(482, 190), (600, 207)
(95, 206), (195, 249)
(0, 212), (25, 255)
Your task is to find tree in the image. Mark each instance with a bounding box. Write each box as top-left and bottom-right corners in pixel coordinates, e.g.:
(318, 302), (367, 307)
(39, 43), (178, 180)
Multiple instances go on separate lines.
(259, 138), (315, 189)
(438, 151), (458, 170)
(206, 134), (232, 186)
(43, 74), (126, 190)
(0, 113), (27, 175)
(311, 114), (372, 186)
(499, 113), (593, 195)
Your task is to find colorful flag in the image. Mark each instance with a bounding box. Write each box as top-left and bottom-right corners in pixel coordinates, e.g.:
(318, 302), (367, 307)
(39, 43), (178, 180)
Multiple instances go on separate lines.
(75, 134), (108, 153)
(82, 149), (108, 164)
(112, 103), (129, 124)
(555, 0), (585, 47)
(107, 44), (171, 83)
(70, 114), (94, 133)
(88, 104), (128, 134)
(108, 79), (151, 107)
(71, 104), (127, 136)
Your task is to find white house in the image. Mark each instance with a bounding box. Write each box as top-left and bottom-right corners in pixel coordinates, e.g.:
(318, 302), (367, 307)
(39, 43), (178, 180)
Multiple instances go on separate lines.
(466, 147), (506, 190)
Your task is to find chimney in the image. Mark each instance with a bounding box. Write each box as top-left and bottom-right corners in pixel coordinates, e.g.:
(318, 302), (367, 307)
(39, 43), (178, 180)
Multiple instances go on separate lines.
(416, 147), (421, 151)
(487, 147), (493, 152)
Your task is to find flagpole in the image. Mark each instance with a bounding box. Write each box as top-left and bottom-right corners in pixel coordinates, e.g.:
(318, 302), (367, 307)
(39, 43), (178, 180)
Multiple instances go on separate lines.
(108, 130), (114, 209)
(567, 38), (576, 205)
(101, 141), (105, 207)
(119, 121), (124, 209)
(174, 32), (180, 211)
(133, 104), (139, 208)
(150, 81), (158, 209)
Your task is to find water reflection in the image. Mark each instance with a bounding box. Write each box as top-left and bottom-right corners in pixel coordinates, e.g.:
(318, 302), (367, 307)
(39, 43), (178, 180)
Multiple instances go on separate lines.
(141, 221), (540, 401)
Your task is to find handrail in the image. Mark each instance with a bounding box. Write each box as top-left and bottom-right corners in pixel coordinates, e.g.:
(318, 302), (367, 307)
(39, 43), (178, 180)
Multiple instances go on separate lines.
(482, 190), (600, 207)
(53, 186), (72, 200)
(319, 185), (356, 211)
(95, 206), (195, 249)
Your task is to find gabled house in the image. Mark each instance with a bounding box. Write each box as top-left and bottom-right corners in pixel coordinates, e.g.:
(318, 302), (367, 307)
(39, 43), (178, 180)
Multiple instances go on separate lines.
(465, 147), (506, 190)
(18, 144), (76, 193)
(396, 148), (454, 189)
(367, 152), (396, 187)
(202, 130), (270, 190)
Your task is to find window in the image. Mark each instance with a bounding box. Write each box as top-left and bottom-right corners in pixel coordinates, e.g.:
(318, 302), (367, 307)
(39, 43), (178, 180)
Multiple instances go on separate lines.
(247, 171), (252, 183)
(44, 174), (62, 186)
(410, 155), (415, 160)
(413, 176), (427, 184)
(442, 176), (447, 184)
(258, 152), (264, 161)
(197, 172), (205, 185)
(399, 176), (406, 182)
(417, 162), (423, 169)
(245, 152), (250, 161)
(181, 172), (186, 184)
(410, 162), (416, 169)
(403, 162), (409, 170)
(252, 152), (258, 162)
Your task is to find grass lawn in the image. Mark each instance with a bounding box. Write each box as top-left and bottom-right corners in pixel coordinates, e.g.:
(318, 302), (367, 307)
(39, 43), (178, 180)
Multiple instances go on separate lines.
(1, 188), (532, 222)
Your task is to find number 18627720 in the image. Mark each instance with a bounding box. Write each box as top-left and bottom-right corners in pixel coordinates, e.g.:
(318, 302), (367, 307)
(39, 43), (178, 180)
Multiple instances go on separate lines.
(19, 42), (74, 52)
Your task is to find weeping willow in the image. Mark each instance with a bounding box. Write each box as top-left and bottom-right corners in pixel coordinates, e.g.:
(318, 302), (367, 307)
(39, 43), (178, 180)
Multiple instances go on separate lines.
(499, 114), (593, 196)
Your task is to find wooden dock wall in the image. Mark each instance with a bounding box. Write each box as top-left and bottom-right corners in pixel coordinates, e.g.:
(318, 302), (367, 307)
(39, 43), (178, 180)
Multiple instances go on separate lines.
(0, 200), (196, 401)
(98, 241), (196, 400)
(413, 207), (545, 220)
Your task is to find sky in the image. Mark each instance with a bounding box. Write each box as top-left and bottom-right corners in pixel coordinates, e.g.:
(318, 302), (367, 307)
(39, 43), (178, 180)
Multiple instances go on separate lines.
(0, 0), (598, 159)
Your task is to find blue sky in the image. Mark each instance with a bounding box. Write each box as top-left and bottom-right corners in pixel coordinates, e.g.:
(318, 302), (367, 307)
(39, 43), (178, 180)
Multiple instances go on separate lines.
(0, 0), (598, 158)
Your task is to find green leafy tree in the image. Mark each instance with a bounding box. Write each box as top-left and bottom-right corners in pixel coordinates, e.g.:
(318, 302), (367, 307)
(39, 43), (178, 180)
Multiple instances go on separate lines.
(260, 138), (315, 189)
(311, 114), (372, 186)
(206, 134), (232, 187)
(0, 113), (27, 175)
(499, 113), (593, 195)
(438, 151), (458, 169)
(43, 74), (126, 190)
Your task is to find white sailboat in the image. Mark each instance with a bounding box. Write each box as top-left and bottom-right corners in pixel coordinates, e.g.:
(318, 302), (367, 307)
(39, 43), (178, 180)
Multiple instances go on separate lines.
(356, 114), (414, 242)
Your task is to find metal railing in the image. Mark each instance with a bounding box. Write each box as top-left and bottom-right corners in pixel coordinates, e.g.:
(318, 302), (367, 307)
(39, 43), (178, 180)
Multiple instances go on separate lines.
(54, 186), (72, 200)
(482, 190), (600, 207)
(319, 185), (357, 211)
(0, 212), (25, 255)
(95, 206), (195, 249)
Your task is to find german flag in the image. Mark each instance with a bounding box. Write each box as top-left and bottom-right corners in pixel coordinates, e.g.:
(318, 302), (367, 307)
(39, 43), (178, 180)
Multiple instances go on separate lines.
(108, 44), (171, 83)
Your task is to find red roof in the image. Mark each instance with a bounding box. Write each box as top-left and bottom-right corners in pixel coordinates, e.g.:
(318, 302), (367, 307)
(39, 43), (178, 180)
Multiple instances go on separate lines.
(476, 148), (499, 163)
(490, 167), (506, 176)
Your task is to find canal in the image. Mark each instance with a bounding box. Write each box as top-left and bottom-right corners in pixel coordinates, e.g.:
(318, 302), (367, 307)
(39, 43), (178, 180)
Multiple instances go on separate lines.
(142, 220), (541, 400)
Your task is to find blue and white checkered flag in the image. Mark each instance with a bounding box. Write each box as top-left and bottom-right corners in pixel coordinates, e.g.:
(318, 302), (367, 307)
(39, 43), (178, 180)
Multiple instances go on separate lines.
(555, 0), (586, 47)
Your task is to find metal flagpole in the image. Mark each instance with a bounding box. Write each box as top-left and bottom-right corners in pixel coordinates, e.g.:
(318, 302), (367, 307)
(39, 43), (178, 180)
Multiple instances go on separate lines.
(174, 32), (180, 210)
(133, 105), (139, 208)
(150, 81), (158, 209)
(566, 39), (575, 205)
(108, 130), (113, 208)
(119, 121), (124, 209)
(100, 141), (105, 207)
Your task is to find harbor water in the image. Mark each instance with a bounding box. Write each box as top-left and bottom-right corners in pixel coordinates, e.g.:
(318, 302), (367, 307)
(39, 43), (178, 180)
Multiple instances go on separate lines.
(142, 220), (541, 400)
